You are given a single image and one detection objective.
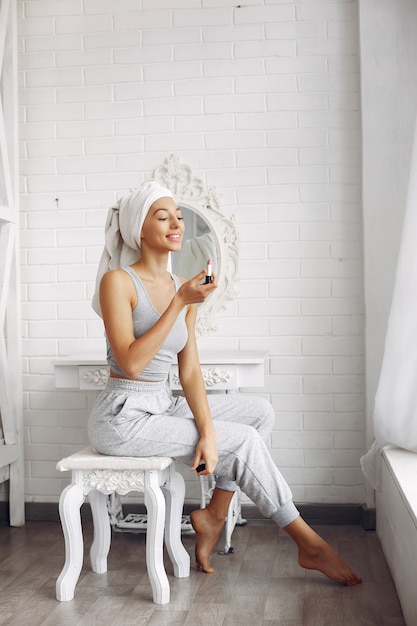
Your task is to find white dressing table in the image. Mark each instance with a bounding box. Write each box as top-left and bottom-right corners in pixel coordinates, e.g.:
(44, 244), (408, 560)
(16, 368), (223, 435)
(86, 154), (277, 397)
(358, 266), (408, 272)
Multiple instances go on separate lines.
(54, 350), (268, 393)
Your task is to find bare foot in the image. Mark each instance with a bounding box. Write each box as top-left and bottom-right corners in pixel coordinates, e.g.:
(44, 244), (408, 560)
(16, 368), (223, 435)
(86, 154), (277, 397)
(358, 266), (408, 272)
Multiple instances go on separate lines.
(190, 508), (225, 573)
(284, 516), (362, 586)
(298, 537), (362, 586)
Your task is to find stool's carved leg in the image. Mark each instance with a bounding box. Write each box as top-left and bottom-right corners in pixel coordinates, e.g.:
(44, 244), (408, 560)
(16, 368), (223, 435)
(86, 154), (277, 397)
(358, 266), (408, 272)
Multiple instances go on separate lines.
(89, 489), (110, 574)
(144, 470), (170, 604)
(222, 490), (239, 554)
(163, 466), (191, 578)
(56, 482), (85, 601)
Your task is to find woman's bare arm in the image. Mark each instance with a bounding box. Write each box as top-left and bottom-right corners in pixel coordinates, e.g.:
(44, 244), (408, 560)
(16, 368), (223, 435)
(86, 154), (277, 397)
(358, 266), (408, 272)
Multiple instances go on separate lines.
(178, 304), (218, 475)
(100, 268), (216, 379)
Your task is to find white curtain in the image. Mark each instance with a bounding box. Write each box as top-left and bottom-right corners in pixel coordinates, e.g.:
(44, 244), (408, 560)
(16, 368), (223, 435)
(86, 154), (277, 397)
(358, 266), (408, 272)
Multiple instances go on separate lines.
(361, 119), (417, 488)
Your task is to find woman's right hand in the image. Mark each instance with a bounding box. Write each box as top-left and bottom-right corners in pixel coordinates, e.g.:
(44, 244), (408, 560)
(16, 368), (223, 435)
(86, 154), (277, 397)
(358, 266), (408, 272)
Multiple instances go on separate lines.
(176, 269), (217, 306)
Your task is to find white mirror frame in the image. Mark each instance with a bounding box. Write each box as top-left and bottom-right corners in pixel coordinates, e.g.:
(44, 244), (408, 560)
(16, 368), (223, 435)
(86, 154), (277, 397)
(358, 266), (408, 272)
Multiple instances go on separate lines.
(151, 154), (239, 336)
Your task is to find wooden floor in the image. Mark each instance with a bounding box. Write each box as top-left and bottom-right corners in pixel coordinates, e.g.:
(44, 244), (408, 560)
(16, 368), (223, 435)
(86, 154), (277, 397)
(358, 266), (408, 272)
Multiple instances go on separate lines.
(0, 520), (405, 625)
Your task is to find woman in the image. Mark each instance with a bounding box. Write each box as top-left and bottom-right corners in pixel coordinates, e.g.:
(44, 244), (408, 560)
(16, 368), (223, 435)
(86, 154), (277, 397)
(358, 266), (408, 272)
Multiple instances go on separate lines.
(88, 180), (362, 585)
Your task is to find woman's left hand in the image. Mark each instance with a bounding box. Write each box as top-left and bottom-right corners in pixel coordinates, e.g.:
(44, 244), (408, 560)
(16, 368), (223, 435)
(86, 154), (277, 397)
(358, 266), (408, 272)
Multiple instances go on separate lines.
(191, 435), (218, 476)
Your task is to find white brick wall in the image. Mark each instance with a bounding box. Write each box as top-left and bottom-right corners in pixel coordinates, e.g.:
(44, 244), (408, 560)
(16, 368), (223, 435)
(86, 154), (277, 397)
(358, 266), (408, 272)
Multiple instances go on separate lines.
(17, 0), (365, 506)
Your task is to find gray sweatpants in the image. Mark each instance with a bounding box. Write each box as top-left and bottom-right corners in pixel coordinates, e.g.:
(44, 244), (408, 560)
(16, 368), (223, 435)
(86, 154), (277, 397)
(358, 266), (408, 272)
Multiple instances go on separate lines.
(87, 377), (299, 527)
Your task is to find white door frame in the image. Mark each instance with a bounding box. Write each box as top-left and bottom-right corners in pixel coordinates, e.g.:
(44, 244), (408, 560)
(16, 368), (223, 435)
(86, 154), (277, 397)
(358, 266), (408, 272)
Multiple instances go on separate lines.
(0, 0), (24, 527)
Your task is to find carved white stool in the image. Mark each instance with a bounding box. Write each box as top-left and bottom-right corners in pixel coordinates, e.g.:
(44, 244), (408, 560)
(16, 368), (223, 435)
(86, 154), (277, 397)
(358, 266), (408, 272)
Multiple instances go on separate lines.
(55, 446), (190, 605)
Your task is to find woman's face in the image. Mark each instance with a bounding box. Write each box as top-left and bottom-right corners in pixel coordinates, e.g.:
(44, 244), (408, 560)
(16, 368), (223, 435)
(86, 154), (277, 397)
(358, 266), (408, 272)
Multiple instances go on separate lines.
(140, 196), (185, 253)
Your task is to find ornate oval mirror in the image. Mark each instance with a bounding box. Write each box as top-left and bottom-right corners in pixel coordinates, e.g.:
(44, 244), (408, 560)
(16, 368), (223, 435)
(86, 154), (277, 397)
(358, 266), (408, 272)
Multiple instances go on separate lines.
(150, 154), (239, 336)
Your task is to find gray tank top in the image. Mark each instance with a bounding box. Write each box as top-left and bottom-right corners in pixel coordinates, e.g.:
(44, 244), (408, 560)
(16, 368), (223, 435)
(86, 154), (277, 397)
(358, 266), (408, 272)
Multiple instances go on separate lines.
(106, 267), (188, 381)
